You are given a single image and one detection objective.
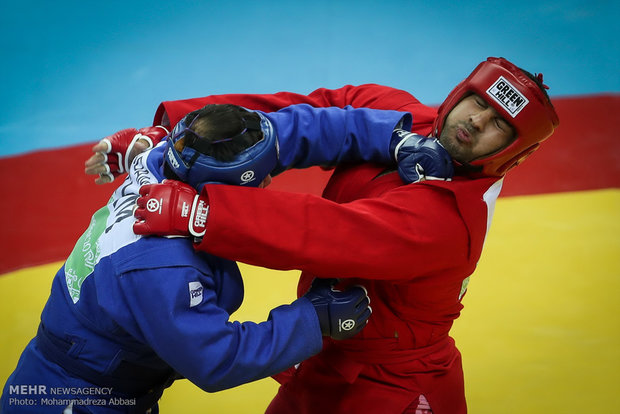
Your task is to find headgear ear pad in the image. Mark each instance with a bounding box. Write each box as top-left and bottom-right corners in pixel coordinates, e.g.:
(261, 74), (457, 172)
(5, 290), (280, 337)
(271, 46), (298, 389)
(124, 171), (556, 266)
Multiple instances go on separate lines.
(165, 111), (279, 191)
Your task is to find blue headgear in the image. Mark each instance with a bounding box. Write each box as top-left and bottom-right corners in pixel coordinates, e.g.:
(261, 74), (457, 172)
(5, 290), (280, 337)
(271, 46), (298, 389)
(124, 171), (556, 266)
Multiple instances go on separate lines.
(164, 110), (279, 192)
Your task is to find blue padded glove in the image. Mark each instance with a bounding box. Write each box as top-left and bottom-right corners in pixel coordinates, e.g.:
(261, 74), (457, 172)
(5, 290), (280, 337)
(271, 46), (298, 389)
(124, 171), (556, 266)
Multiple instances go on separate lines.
(303, 278), (371, 340)
(390, 129), (454, 184)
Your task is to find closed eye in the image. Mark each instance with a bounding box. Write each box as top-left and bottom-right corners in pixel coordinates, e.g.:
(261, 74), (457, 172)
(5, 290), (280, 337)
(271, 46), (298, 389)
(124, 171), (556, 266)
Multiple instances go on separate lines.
(474, 97), (488, 108)
(495, 118), (515, 139)
(495, 116), (509, 130)
(495, 118), (506, 131)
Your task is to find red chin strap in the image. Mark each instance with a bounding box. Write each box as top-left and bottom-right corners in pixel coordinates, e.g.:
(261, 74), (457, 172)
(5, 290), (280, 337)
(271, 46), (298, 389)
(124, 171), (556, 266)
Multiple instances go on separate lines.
(433, 57), (559, 177)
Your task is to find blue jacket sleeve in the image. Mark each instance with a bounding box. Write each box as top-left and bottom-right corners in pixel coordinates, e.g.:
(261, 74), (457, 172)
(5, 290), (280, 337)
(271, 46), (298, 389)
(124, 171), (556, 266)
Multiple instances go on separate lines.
(106, 262), (322, 392)
(262, 104), (412, 175)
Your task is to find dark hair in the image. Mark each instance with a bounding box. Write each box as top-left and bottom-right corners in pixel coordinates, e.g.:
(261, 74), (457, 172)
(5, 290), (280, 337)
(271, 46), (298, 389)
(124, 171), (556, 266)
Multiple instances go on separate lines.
(164, 104), (263, 179)
(519, 67), (554, 107)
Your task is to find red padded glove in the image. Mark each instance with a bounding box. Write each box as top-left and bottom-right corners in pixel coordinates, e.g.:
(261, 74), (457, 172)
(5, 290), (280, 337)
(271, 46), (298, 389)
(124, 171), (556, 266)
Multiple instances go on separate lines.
(133, 180), (209, 238)
(85, 126), (169, 184)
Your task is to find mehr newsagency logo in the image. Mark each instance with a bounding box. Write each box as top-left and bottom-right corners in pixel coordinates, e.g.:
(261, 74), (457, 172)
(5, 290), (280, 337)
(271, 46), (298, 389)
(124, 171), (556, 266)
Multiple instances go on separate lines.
(486, 76), (529, 117)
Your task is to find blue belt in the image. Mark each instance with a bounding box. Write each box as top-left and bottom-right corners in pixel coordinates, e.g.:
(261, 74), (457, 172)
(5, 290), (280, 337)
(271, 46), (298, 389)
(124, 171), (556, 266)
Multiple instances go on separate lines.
(36, 323), (178, 413)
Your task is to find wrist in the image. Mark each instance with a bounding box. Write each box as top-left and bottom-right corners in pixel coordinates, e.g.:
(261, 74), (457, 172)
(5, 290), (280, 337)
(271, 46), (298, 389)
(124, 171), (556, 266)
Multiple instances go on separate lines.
(188, 193), (209, 238)
(390, 129), (410, 161)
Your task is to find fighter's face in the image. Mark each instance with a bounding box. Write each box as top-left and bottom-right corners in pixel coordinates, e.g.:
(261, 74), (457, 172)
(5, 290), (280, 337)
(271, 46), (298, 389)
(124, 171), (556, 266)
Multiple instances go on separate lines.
(439, 94), (516, 164)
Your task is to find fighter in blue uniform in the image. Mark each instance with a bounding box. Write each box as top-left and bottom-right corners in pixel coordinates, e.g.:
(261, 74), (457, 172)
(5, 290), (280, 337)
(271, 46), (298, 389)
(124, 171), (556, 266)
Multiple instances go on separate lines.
(1, 103), (453, 413)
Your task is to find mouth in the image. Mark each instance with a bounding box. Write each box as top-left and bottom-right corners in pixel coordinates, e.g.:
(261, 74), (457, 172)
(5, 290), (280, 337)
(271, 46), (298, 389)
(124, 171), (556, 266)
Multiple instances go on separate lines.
(455, 127), (472, 145)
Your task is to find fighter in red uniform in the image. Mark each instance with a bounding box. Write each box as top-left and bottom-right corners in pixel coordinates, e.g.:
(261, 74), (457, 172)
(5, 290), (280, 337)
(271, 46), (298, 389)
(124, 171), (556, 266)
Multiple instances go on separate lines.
(93, 58), (559, 413)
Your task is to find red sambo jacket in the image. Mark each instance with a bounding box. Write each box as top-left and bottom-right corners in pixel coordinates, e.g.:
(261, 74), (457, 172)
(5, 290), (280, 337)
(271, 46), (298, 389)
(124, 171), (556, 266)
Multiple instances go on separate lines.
(154, 85), (503, 414)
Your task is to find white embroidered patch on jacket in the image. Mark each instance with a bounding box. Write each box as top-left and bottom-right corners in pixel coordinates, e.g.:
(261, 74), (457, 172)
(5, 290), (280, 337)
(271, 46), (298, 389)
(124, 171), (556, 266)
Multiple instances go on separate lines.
(188, 281), (204, 307)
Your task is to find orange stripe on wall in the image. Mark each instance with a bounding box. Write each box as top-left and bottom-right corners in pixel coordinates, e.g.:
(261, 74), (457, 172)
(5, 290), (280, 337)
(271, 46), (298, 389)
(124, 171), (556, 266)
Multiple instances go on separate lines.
(0, 95), (617, 275)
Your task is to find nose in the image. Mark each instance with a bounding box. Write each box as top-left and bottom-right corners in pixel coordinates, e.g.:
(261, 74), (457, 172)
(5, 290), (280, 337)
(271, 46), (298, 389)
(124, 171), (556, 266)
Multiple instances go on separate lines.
(469, 108), (494, 131)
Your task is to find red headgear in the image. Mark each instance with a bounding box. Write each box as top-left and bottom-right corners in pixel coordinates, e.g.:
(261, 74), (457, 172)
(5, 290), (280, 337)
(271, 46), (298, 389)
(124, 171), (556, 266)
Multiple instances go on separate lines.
(433, 57), (559, 177)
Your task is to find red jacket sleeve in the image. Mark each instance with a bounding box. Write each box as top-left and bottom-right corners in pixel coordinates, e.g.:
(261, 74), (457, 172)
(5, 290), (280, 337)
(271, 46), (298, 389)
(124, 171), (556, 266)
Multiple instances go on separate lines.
(153, 84), (437, 136)
(197, 183), (470, 280)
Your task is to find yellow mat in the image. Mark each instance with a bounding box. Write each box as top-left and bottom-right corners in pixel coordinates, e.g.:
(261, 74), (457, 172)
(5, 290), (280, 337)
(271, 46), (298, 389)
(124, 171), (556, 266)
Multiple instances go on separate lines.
(1, 189), (619, 413)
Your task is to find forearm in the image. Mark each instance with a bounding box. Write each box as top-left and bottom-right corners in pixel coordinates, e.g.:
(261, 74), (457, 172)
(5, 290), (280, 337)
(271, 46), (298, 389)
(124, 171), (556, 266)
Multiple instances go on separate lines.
(183, 299), (322, 392)
(154, 89), (339, 128)
(264, 104), (411, 173)
(153, 84), (437, 135)
(306, 84), (438, 135)
(116, 265), (322, 393)
(198, 184), (469, 279)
